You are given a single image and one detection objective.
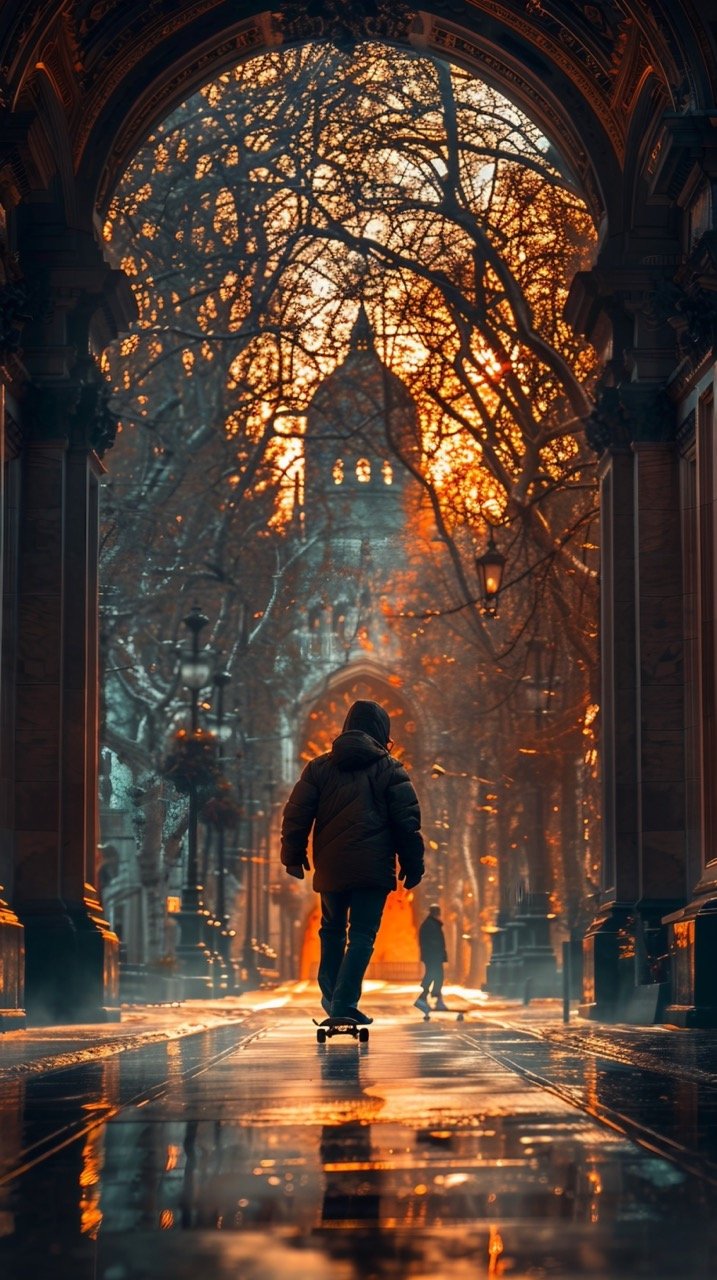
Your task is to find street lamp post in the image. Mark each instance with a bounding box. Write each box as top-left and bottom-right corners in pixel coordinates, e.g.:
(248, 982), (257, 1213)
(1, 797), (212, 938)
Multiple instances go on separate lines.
(175, 605), (215, 997)
(212, 667), (236, 994)
(262, 776), (276, 947)
(241, 754), (259, 988)
(513, 639), (559, 997)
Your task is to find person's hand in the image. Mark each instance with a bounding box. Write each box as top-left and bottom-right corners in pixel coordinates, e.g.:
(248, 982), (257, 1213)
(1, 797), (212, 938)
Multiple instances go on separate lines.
(286, 856), (310, 880)
(400, 870), (422, 890)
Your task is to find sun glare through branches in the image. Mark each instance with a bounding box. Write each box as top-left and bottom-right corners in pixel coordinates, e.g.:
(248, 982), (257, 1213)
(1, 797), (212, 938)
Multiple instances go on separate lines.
(99, 40), (602, 948)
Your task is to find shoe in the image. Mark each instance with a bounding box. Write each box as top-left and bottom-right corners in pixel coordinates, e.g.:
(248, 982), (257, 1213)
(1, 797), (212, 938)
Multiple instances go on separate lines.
(331, 1004), (373, 1024)
(321, 996), (332, 1016)
(414, 995), (430, 1014)
(433, 998), (448, 1011)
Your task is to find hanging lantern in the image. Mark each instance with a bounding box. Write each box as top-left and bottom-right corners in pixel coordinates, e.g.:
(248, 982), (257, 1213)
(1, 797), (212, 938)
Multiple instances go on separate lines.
(475, 529), (506, 617)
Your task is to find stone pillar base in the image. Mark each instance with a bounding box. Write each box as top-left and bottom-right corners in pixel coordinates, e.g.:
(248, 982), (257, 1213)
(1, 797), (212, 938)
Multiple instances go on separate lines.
(580, 900), (636, 1020)
(511, 893), (559, 997)
(581, 898), (679, 1023)
(484, 917), (524, 995)
(175, 884), (215, 997)
(20, 896), (120, 1023)
(0, 895), (26, 1030)
(663, 892), (717, 1027)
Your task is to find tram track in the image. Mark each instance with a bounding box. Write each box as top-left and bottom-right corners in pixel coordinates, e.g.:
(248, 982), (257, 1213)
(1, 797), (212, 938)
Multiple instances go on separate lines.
(0, 1019), (271, 1187)
(456, 1024), (717, 1188)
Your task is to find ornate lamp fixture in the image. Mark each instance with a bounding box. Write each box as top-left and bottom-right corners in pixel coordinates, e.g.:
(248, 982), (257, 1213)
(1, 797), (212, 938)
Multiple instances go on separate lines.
(174, 605), (215, 995)
(475, 528), (506, 617)
(180, 606), (212, 699)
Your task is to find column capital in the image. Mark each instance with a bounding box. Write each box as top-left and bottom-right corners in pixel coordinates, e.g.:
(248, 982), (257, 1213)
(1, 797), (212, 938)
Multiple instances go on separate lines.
(586, 364), (676, 456)
(6, 208), (136, 382)
(23, 366), (119, 457)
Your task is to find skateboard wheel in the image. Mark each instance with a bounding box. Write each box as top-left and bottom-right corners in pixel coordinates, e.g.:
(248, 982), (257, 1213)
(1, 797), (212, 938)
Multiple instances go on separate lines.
(316, 1028), (327, 1044)
(358, 1027), (369, 1043)
(456, 1012), (464, 1021)
(423, 1013), (430, 1021)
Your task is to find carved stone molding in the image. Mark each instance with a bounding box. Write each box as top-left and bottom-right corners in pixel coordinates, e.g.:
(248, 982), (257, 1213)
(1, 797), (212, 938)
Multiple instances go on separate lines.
(648, 112), (717, 203)
(71, 368), (118, 455)
(642, 230), (717, 375)
(278, 1), (417, 45)
(0, 244), (30, 360)
(22, 367), (117, 455)
(586, 365), (676, 454)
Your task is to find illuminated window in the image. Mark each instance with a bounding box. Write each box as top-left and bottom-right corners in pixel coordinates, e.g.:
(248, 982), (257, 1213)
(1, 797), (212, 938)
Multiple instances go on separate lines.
(308, 607), (323, 655)
(333, 601), (350, 639)
(382, 460), (393, 485)
(332, 458), (344, 484)
(356, 457), (371, 482)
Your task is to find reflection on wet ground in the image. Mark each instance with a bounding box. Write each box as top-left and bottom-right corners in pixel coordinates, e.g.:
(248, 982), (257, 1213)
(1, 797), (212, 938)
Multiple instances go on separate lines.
(0, 997), (715, 1278)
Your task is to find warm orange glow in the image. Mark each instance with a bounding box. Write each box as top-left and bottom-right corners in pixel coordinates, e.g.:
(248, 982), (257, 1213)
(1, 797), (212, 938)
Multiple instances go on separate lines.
(105, 42), (597, 534)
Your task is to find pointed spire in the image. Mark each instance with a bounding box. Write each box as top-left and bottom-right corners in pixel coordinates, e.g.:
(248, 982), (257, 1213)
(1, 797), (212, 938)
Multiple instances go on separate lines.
(350, 300), (373, 353)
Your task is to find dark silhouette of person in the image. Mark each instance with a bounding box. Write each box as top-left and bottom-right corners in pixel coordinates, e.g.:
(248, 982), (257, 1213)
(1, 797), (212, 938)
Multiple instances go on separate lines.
(281, 699), (424, 1023)
(414, 903), (448, 1013)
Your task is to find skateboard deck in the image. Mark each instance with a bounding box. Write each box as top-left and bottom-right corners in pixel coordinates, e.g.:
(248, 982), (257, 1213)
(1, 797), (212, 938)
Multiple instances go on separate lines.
(418, 1007), (465, 1022)
(312, 1016), (370, 1043)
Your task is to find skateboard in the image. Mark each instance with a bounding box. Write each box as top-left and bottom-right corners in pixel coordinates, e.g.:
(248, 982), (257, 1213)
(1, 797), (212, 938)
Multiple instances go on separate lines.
(418, 1006), (465, 1023)
(312, 1016), (369, 1043)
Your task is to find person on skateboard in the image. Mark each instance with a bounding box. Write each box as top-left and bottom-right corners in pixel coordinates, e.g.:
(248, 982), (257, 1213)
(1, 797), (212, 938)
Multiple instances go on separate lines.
(281, 698), (425, 1024)
(414, 903), (448, 1013)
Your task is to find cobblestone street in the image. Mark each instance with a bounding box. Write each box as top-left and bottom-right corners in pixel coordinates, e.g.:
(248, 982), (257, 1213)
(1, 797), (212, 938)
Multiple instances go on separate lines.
(1, 987), (715, 1279)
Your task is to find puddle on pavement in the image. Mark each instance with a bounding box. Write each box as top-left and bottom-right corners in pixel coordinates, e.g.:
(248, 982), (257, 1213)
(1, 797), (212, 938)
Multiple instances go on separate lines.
(0, 1017), (714, 1278)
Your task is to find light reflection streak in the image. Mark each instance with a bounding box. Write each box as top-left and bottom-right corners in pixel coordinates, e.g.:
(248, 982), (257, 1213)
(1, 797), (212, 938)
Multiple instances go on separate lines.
(488, 1223), (504, 1274)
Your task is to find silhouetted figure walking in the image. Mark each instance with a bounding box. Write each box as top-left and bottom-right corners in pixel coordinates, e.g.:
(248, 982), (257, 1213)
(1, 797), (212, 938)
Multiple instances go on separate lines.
(414, 904), (448, 1013)
(281, 699), (424, 1023)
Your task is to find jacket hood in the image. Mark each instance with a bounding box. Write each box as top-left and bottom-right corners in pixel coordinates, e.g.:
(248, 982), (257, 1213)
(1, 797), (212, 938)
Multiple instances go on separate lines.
(330, 729), (388, 771)
(342, 699), (390, 746)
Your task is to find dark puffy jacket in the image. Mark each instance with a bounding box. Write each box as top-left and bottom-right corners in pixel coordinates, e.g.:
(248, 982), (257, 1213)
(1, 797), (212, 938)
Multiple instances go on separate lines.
(419, 914), (447, 963)
(280, 729), (424, 892)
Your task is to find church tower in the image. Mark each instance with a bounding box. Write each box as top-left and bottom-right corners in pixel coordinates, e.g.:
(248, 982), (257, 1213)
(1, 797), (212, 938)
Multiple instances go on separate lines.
(303, 303), (419, 542)
(298, 304), (421, 671)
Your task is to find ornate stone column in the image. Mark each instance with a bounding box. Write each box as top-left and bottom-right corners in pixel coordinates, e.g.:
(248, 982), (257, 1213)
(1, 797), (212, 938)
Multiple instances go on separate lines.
(580, 413), (640, 1018)
(580, 378), (686, 1019)
(631, 114), (717, 1025)
(14, 390), (118, 1020)
(10, 219), (133, 1021)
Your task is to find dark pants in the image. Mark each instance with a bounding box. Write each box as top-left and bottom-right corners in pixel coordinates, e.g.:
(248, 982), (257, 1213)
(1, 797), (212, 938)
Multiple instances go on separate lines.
(421, 958), (444, 999)
(318, 888), (388, 1013)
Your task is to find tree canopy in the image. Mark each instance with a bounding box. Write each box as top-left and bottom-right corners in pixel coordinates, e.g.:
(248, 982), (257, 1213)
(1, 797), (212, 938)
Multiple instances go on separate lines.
(100, 38), (601, 948)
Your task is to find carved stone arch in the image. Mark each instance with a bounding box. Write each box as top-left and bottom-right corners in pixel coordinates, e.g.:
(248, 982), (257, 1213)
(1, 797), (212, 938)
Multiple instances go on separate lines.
(621, 71), (676, 231)
(75, 6), (623, 234)
(627, 0), (716, 113)
(412, 12), (621, 232)
(82, 11), (278, 213)
(297, 656), (435, 771)
(23, 64), (79, 224)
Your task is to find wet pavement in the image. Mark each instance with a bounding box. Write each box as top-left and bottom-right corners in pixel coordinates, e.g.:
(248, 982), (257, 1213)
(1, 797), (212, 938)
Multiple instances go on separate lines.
(0, 987), (716, 1278)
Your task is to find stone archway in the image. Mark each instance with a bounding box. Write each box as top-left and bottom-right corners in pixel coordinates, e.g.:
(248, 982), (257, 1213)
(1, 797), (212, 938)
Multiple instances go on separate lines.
(1, 1), (717, 1024)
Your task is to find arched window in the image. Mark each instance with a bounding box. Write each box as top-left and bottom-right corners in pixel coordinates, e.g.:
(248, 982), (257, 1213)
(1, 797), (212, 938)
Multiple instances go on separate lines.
(332, 601), (350, 641)
(355, 457), (371, 483)
(332, 458), (344, 484)
(308, 606), (323, 655)
(382, 460), (393, 485)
